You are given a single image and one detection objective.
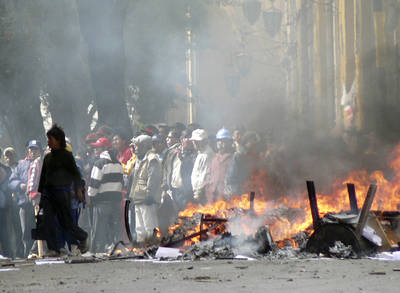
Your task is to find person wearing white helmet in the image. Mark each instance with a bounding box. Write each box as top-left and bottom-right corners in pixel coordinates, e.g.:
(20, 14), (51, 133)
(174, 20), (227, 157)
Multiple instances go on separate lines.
(190, 129), (214, 204)
(205, 128), (234, 203)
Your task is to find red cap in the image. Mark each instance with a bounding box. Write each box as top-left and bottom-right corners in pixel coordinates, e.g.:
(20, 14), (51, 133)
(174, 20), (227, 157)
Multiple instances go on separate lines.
(85, 132), (98, 144)
(91, 137), (112, 149)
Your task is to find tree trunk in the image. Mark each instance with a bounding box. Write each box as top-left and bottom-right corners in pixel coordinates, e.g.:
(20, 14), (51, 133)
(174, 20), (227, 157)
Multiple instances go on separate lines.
(76, 0), (131, 131)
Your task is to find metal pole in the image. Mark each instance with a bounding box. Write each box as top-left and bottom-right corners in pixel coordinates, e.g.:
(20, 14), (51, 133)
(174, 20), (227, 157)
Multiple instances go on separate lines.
(186, 6), (194, 124)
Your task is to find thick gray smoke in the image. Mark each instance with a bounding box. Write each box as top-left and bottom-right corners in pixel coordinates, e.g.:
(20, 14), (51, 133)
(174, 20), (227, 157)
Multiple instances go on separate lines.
(1, 1), (399, 254)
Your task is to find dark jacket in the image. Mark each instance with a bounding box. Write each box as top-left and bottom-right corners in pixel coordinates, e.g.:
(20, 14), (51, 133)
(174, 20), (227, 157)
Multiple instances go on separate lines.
(38, 148), (82, 193)
(180, 149), (196, 202)
(225, 152), (259, 197)
(0, 163), (11, 208)
(8, 158), (31, 206)
(161, 143), (181, 191)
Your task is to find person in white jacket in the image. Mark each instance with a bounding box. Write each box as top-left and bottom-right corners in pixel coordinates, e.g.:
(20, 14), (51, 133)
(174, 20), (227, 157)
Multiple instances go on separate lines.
(190, 129), (214, 204)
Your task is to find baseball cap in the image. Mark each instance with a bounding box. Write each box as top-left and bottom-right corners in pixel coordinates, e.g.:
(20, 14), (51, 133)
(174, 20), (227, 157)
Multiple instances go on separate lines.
(141, 125), (159, 136)
(190, 129), (208, 141)
(28, 140), (42, 149)
(91, 137), (112, 149)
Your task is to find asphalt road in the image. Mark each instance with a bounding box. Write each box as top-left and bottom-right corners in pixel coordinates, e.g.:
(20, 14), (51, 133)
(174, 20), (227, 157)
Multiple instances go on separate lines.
(1, 257), (400, 293)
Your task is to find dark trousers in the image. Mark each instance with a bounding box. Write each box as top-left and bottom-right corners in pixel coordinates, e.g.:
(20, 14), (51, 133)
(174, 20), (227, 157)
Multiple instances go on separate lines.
(10, 201), (24, 258)
(19, 204), (35, 257)
(56, 208), (80, 250)
(91, 201), (121, 253)
(41, 189), (87, 252)
(0, 208), (12, 257)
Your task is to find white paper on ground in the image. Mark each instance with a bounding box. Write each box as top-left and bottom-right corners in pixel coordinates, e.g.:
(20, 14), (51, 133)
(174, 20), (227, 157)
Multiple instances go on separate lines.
(126, 259), (186, 264)
(155, 247), (182, 259)
(369, 251), (400, 261)
(235, 255), (256, 261)
(35, 259), (65, 265)
(362, 226), (382, 246)
(0, 268), (19, 272)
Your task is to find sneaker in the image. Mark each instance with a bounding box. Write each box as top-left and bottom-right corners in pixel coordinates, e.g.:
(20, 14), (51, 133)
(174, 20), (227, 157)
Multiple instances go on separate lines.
(59, 248), (68, 256)
(78, 237), (89, 254)
(44, 250), (60, 258)
(27, 253), (39, 259)
(70, 244), (81, 256)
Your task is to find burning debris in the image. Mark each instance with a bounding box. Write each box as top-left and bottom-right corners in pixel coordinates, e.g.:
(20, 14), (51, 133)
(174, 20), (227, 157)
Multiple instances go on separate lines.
(108, 176), (400, 261)
(305, 181), (400, 257)
(109, 191), (311, 260)
(107, 143), (400, 261)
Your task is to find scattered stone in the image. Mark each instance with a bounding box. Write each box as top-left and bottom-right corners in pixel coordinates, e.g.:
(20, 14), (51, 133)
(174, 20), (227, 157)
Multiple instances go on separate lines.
(194, 276), (211, 281)
(369, 271), (386, 275)
(235, 266), (248, 270)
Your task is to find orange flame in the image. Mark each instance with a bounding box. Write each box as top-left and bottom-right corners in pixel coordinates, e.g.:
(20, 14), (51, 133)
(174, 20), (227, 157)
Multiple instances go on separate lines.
(168, 143), (400, 245)
(155, 227), (162, 239)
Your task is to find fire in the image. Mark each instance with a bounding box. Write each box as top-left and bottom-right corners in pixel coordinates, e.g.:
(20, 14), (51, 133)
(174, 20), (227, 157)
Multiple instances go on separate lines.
(168, 142), (400, 246)
(155, 227), (162, 239)
(110, 247), (145, 256)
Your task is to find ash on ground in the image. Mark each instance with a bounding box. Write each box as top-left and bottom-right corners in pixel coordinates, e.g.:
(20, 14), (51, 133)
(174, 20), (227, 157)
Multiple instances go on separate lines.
(328, 241), (355, 258)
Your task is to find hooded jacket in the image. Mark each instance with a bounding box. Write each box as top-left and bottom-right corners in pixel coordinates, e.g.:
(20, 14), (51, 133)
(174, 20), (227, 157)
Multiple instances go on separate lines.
(8, 157), (32, 206)
(129, 149), (162, 205)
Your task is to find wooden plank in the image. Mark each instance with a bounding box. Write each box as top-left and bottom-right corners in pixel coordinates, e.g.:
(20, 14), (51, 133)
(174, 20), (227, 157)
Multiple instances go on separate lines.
(347, 183), (359, 213)
(306, 181), (321, 229)
(355, 184), (377, 237)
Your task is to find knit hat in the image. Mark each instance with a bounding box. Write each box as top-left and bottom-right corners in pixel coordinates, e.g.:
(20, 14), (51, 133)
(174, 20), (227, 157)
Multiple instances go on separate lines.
(132, 135), (152, 151)
(3, 147), (16, 157)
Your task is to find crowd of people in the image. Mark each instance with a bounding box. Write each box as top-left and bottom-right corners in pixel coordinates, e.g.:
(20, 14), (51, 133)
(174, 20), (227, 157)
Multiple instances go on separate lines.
(1, 119), (388, 258)
(0, 122), (269, 258)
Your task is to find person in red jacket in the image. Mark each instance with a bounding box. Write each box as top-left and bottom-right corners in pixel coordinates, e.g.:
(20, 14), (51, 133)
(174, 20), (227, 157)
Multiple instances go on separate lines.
(112, 129), (132, 167)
